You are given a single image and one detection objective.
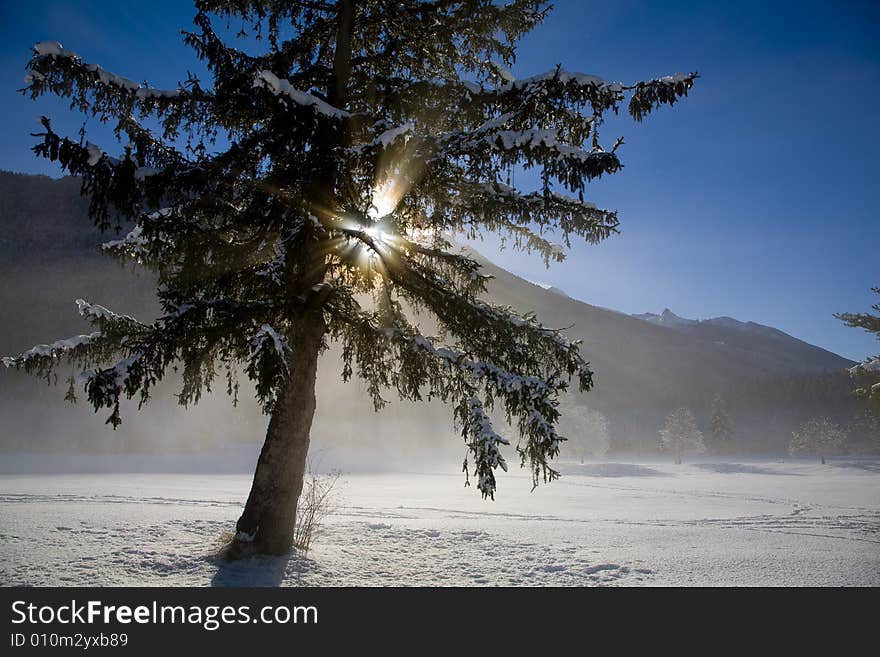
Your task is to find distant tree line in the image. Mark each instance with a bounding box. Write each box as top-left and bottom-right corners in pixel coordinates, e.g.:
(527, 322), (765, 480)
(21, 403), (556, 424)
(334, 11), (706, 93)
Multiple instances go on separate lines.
(555, 386), (879, 460)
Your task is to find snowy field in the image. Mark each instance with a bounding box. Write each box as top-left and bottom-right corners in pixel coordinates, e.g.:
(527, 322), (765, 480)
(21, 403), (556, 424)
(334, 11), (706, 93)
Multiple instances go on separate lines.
(1, 458), (878, 586)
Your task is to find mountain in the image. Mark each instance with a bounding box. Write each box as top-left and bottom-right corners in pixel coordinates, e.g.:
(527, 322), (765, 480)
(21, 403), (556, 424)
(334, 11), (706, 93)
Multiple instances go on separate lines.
(526, 280), (571, 298)
(629, 308), (848, 373)
(633, 308), (698, 329)
(0, 171), (860, 455)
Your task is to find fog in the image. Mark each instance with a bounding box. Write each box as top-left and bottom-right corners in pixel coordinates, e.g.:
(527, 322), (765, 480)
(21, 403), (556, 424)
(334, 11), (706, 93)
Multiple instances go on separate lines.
(1, 353), (468, 474)
(0, 172), (874, 477)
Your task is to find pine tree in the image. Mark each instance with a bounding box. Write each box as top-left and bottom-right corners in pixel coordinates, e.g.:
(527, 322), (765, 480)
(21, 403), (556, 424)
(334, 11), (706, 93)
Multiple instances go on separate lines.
(845, 407), (880, 455)
(557, 403), (609, 463)
(2, 1), (696, 556)
(836, 287), (880, 405)
(789, 417), (846, 464)
(708, 393), (734, 454)
(659, 408), (705, 464)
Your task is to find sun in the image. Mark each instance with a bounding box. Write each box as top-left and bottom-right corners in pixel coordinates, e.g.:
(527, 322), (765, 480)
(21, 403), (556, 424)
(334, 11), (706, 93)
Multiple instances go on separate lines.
(363, 224), (391, 245)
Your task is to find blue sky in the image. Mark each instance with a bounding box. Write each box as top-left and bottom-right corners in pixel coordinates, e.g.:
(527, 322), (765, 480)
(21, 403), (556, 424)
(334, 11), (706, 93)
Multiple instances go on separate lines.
(0, 1), (877, 360)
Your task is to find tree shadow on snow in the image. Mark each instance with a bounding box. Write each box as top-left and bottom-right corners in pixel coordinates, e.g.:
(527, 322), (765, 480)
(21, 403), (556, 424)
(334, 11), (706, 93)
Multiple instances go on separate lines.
(692, 463), (801, 476)
(209, 552), (314, 587)
(566, 463), (664, 478)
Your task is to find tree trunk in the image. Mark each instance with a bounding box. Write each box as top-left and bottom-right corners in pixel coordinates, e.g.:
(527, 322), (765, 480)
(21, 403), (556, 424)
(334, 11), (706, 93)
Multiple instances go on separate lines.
(223, 1), (353, 560)
(821, 455), (826, 465)
(227, 313), (326, 558)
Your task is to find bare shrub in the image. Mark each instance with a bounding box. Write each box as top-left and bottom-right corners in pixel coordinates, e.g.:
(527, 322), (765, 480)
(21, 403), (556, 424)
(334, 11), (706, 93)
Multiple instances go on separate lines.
(293, 459), (342, 554)
(215, 530), (236, 555)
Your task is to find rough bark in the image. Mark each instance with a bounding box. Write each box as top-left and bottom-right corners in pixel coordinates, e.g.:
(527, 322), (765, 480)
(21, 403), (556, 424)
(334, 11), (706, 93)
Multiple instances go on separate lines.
(228, 313), (326, 557)
(331, 0), (354, 108)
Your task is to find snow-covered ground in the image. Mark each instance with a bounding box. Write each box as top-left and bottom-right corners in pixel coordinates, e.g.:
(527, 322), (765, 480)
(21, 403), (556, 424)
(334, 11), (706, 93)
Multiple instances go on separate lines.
(1, 458), (878, 586)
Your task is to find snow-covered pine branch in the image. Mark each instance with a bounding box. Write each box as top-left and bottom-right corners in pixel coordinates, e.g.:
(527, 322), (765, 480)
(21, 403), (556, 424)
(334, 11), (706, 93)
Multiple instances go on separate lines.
(836, 287), (880, 404)
(330, 310), (566, 496)
(497, 67), (697, 122)
(31, 41), (183, 99)
(247, 323), (292, 409)
(2, 298), (152, 424)
(460, 395), (509, 499)
(76, 298), (147, 334)
(369, 255), (593, 390)
(253, 70), (352, 119)
(25, 41), (213, 139)
(101, 224), (149, 260)
(2, 332), (102, 371)
(441, 127), (622, 194)
(429, 179), (619, 262)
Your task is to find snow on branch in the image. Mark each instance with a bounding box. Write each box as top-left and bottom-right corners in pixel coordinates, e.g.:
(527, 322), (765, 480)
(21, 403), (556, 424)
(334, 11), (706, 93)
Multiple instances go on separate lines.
(380, 254), (593, 391)
(401, 331), (558, 400)
(85, 142), (106, 166)
(348, 121), (415, 154)
(2, 298), (146, 393)
(28, 118), (169, 231)
(251, 324), (291, 364)
(433, 125), (621, 193)
(380, 327), (565, 497)
(467, 295), (577, 351)
(33, 41), (78, 59)
(849, 357), (880, 376)
(627, 73), (698, 121)
(101, 225), (148, 259)
(497, 66), (697, 121)
(2, 321), (153, 430)
(101, 207), (190, 264)
(472, 129), (617, 182)
(848, 357), (880, 402)
(330, 286), (579, 496)
(24, 43), (215, 185)
(82, 351), (148, 428)
(452, 180), (619, 248)
(2, 332), (101, 369)
(253, 70), (351, 119)
(489, 129), (601, 164)
(76, 298), (145, 329)
(409, 68), (695, 188)
(461, 395), (509, 499)
(247, 323), (292, 410)
(31, 41), (184, 99)
(505, 69), (609, 91)
(372, 122), (414, 148)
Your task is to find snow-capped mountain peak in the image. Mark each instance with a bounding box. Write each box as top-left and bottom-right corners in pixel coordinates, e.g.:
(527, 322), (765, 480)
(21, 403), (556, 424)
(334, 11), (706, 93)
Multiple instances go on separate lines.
(632, 309), (791, 341)
(526, 280), (570, 298)
(633, 308), (698, 328)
